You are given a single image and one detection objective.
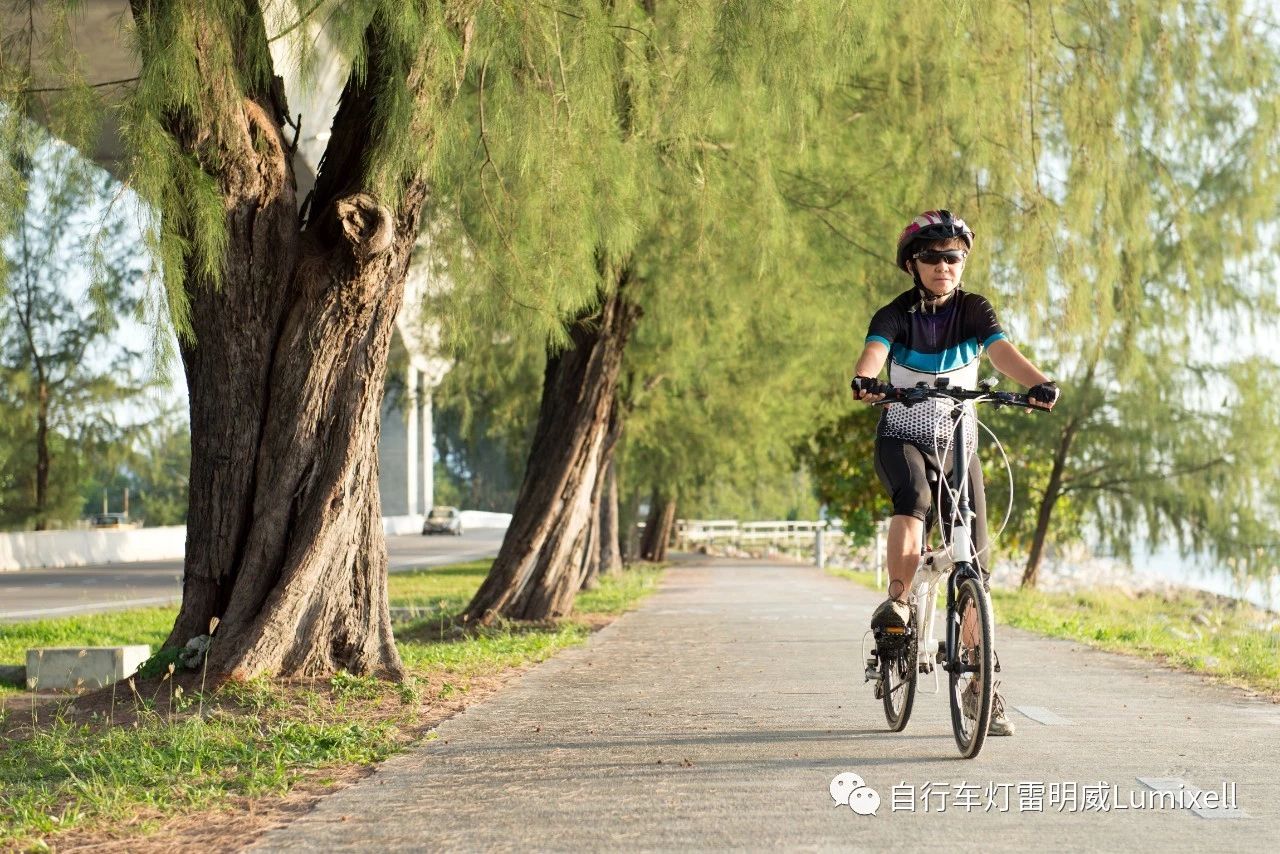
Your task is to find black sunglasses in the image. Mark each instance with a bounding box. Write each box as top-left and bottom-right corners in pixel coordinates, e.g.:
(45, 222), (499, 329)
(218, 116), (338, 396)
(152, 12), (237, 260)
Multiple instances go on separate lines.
(913, 249), (967, 266)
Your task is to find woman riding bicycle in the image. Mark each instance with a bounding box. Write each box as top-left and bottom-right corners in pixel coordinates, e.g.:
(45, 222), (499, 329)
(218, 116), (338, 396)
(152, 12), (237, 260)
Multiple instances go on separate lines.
(851, 209), (1060, 737)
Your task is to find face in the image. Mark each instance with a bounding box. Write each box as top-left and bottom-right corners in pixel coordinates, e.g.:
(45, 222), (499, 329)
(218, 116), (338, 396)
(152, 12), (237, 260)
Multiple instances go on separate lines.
(909, 238), (967, 299)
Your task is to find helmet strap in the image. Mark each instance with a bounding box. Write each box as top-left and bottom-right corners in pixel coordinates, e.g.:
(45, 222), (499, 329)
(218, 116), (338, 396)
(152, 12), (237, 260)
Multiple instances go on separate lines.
(911, 266), (937, 314)
(911, 265), (961, 315)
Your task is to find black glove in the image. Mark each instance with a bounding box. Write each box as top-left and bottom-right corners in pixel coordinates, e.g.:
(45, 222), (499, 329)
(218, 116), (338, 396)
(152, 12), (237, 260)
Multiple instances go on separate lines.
(1028, 381), (1060, 407)
(851, 376), (883, 397)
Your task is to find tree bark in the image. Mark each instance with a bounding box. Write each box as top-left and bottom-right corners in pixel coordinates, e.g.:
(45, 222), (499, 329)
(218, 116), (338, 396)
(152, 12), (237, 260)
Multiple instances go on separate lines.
(1021, 416), (1080, 589)
(598, 456), (623, 576)
(580, 398), (625, 590)
(640, 490), (676, 562)
(464, 281), (640, 622)
(140, 5), (473, 680)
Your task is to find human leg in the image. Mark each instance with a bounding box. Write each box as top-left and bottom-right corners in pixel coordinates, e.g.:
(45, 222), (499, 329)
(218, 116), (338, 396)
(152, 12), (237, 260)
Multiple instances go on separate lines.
(872, 439), (932, 629)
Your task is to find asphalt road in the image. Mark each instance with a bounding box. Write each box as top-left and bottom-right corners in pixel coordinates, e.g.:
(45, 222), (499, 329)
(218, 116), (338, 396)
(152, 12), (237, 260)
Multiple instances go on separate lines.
(253, 555), (1277, 853)
(0, 529), (506, 622)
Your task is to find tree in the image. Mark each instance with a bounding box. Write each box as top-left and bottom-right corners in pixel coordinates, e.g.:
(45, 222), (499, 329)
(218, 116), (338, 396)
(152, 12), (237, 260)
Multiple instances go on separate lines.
(3, 1), (491, 678)
(795, 407), (891, 544)
(453, 2), (861, 622)
(80, 406), (192, 526)
(0, 130), (145, 530)
(784, 1), (1280, 588)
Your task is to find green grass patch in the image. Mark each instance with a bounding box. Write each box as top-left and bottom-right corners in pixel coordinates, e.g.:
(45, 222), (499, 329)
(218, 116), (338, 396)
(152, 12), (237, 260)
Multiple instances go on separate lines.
(992, 586), (1280, 695)
(0, 676), (405, 845)
(0, 607), (178, 677)
(0, 560), (665, 848)
(826, 566), (1280, 696)
(385, 559), (497, 620)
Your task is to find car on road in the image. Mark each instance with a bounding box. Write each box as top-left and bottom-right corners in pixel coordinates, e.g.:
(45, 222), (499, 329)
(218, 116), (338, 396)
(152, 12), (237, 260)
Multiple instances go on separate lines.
(91, 512), (134, 528)
(422, 506), (463, 536)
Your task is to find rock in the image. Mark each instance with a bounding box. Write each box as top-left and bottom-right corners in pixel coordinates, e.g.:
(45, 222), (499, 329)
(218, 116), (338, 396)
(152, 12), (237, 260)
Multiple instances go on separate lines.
(179, 635), (212, 669)
(0, 664), (25, 686)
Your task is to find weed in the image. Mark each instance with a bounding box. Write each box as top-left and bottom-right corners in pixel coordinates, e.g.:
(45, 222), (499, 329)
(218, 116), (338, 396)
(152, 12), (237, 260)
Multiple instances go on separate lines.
(330, 672), (382, 701)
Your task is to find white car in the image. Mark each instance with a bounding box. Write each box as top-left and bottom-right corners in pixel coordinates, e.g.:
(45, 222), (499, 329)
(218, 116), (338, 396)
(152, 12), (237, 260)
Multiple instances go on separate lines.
(422, 506), (463, 536)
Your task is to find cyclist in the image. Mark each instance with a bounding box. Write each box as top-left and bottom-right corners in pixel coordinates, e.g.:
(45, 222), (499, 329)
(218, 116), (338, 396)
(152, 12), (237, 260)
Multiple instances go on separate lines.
(851, 209), (1059, 736)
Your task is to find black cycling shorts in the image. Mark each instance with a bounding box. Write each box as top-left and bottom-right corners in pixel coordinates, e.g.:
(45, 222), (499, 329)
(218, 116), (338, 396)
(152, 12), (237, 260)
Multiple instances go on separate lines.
(874, 435), (990, 570)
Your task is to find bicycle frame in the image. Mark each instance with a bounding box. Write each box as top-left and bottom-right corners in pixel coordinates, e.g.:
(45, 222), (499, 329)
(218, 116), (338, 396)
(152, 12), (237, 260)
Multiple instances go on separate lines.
(908, 398), (986, 689)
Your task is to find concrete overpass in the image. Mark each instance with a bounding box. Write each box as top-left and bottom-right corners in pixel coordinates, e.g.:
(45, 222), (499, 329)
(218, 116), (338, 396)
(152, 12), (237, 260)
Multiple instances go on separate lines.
(9, 1), (452, 519)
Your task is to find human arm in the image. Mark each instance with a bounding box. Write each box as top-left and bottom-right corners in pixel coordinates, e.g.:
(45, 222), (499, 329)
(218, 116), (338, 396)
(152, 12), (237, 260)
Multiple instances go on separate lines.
(986, 338), (1057, 408)
(851, 341), (889, 403)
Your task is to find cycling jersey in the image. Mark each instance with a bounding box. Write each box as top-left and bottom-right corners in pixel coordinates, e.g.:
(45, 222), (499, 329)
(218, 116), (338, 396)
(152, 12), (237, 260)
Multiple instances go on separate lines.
(865, 289), (1006, 452)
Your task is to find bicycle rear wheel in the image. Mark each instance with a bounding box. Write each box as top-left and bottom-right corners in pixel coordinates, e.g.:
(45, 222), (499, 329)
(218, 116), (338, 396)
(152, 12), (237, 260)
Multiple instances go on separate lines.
(881, 637), (917, 731)
(948, 573), (994, 758)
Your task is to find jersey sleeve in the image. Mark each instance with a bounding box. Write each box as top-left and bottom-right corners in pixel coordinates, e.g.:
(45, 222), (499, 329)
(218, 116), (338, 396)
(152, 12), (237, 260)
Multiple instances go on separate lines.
(965, 294), (1007, 348)
(865, 303), (905, 349)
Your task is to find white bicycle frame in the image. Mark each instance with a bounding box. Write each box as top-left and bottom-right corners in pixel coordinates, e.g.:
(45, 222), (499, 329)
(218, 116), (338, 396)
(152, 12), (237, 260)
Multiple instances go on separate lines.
(908, 399), (976, 694)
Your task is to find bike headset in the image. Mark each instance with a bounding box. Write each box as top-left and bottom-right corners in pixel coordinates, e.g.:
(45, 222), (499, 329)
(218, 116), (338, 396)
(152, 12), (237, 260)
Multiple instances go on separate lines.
(895, 209), (975, 315)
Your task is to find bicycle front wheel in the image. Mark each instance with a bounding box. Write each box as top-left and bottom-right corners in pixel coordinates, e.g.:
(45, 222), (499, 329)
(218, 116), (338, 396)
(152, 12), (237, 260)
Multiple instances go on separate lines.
(948, 574), (994, 758)
(881, 637), (917, 731)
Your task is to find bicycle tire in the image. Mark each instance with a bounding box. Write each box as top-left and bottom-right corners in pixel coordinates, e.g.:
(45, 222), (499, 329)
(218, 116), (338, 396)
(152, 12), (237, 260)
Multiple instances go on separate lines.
(881, 636), (917, 731)
(948, 573), (994, 758)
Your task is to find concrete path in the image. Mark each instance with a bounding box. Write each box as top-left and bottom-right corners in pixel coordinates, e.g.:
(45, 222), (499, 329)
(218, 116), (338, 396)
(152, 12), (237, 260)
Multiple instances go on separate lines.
(253, 556), (1279, 852)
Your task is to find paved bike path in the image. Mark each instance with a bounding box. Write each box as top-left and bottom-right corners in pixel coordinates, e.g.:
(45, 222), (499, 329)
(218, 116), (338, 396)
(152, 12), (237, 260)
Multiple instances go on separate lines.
(253, 556), (1279, 852)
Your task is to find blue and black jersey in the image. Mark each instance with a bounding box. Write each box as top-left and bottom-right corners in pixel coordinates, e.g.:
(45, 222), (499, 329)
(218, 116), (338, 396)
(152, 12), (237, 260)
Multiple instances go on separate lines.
(865, 289), (1006, 450)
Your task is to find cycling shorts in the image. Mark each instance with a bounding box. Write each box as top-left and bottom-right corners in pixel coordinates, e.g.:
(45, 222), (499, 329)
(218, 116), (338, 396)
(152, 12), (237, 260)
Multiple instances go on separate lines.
(874, 435), (990, 571)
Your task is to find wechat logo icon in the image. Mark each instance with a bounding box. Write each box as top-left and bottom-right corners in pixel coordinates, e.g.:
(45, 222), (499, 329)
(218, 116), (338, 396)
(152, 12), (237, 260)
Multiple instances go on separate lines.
(830, 771), (881, 816)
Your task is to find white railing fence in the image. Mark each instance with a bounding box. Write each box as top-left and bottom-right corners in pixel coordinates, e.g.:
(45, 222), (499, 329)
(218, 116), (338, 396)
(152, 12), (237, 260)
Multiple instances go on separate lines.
(674, 518), (888, 582)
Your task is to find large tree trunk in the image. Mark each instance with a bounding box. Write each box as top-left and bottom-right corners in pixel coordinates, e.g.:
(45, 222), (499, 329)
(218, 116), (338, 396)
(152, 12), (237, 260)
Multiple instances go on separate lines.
(143, 5), (472, 679)
(1021, 416), (1080, 589)
(580, 400), (624, 590)
(598, 456), (623, 576)
(464, 281), (640, 622)
(640, 490), (676, 562)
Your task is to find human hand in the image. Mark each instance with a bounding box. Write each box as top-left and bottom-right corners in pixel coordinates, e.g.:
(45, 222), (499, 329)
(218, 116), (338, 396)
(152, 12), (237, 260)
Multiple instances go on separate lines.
(1027, 381), (1060, 410)
(851, 375), (886, 404)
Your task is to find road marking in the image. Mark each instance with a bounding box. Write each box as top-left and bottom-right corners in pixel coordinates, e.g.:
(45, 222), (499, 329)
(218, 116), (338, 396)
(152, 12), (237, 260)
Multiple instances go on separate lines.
(1136, 777), (1248, 819)
(1013, 705), (1074, 725)
(0, 596), (180, 620)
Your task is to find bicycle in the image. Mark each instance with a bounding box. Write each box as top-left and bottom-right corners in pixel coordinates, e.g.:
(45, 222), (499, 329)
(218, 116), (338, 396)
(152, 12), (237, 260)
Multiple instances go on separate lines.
(858, 377), (1049, 758)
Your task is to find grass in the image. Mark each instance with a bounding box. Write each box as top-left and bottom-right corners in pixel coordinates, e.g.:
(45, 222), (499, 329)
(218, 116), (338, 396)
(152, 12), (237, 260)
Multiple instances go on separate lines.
(827, 566), (1280, 696)
(991, 586), (1280, 695)
(0, 560), (665, 849)
(1, 683), (403, 844)
(0, 608), (177, 690)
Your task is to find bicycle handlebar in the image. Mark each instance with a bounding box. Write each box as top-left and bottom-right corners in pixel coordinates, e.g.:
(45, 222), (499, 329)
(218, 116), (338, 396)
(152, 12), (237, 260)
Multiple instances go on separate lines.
(853, 380), (1051, 411)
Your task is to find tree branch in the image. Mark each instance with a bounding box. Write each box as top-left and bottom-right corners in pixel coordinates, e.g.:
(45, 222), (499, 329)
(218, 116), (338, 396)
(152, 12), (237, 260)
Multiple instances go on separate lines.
(1062, 456), (1228, 495)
